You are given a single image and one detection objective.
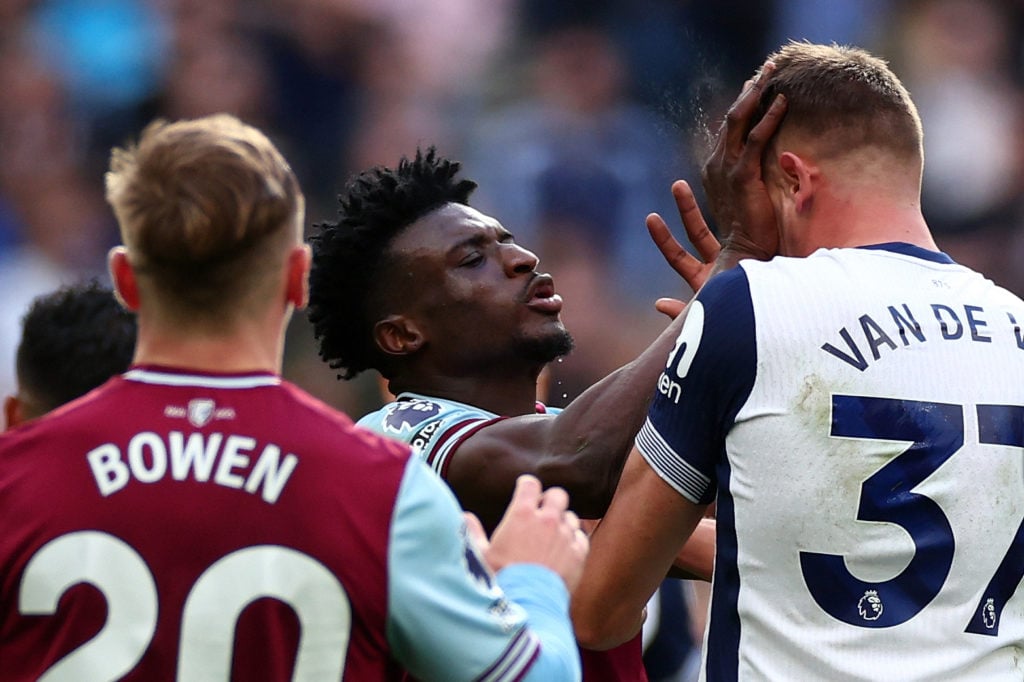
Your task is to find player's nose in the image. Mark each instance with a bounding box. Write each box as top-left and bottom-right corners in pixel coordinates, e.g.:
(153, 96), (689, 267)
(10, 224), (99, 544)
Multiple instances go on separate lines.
(503, 243), (539, 276)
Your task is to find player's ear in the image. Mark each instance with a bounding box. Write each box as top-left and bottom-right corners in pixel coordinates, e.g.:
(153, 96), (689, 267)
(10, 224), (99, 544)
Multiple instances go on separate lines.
(778, 151), (817, 214)
(286, 244), (312, 310)
(374, 315), (425, 357)
(108, 247), (140, 311)
(4, 394), (23, 431)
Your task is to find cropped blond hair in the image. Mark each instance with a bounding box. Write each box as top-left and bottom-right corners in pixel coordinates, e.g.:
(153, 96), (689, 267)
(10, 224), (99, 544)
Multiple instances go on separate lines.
(757, 42), (924, 163)
(106, 114), (303, 321)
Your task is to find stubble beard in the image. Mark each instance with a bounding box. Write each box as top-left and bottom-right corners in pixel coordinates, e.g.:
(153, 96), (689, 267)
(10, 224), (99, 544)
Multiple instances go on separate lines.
(516, 325), (575, 365)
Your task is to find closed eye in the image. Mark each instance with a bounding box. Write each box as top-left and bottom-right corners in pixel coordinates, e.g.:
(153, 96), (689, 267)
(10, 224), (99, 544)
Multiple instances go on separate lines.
(459, 252), (484, 267)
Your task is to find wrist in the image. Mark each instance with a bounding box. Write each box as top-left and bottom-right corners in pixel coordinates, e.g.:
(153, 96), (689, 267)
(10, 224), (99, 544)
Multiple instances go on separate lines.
(713, 234), (774, 273)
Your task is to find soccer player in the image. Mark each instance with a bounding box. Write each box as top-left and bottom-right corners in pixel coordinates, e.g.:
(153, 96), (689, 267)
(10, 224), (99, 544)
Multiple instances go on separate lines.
(4, 280), (137, 429)
(306, 148), (716, 681)
(0, 114), (587, 681)
(572, 42), (1024, 681)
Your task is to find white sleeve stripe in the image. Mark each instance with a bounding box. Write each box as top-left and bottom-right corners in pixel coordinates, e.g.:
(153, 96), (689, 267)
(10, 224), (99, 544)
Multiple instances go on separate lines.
(430, 419), (491, 475)
(475, 628), (540, 682)
(636, 419), (710, 503)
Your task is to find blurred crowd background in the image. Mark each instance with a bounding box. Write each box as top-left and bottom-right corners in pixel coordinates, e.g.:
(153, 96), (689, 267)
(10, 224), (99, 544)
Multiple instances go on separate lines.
(3, 0), (1024, 417)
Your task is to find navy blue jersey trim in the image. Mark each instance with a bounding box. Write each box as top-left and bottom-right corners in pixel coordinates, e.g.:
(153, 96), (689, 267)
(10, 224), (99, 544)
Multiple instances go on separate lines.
(857, 242), (954, 264)
(644, 267), (758, 491)
(705, 454), (740, 680)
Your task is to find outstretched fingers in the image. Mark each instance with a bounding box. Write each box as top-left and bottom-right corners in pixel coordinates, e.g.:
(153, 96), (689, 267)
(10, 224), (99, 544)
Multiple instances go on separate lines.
(647, 179), (719, 295)
(647, 212), (700, 282)
(654, 298), (687, 319)
(671, 180), (719, 264)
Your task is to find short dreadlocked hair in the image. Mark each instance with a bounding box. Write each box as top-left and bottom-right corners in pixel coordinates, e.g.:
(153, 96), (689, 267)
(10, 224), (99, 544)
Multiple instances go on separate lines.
(308, 147), (477, 379)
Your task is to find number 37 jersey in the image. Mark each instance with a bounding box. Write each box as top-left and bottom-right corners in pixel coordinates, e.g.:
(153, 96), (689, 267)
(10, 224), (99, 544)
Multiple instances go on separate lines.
(638, 243), (1024, 680)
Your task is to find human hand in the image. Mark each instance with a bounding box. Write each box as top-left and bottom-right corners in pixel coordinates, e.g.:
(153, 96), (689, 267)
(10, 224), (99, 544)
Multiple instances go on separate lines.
(646, 179), (722, 318)
(702, 60), (787, 269)
(647, 178), (720, 303)
(477, 475), (589, 592)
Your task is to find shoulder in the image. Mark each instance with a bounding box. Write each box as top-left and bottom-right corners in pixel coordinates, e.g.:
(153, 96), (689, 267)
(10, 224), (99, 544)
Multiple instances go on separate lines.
(268, 382), (415, 464)
(698, 264), (753, 308)
(679, 266), (756, 362)
(358, 395), (493, 442)
(358, 395), (502, 477)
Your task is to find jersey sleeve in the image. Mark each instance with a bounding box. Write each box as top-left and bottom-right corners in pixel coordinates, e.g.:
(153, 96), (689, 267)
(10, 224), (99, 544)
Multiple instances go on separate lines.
(358, 398), (501, 479)
(636, 267), (757, 504)
(386, 456), (580, 682)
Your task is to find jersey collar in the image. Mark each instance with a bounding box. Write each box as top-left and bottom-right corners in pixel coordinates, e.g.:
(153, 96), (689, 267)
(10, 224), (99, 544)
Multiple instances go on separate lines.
(856, 242), (955, 264)
(123, 365), (281, 389)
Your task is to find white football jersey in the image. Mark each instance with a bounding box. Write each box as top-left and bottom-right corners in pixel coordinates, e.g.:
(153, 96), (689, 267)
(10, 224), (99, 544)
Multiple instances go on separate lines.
(637, 243), (1024, 680)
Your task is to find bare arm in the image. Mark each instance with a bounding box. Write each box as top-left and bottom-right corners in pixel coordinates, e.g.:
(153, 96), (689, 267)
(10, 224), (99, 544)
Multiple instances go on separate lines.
(444, 307), (687, 530)
(668, 517), (715, 581)
(583, 512), (715, 582)
(571, 447), (707, 650)
(465, 475), (589, 591)
(571, 65), (789, 647)
(442, 196), (721, 531)
(443, 65), (785, 532)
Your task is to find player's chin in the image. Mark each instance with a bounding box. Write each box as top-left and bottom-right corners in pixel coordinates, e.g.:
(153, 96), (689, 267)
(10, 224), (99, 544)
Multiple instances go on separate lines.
(519, 326), (574, 364)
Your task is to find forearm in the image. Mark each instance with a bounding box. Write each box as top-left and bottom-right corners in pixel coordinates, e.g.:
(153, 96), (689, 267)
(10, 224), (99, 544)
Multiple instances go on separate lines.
(441, 312), (688, 526)
(572, 451), (707, 650)
(538, 315), (687, 511)
(708, 237), (774, 279)
(667, 517), (715, 581)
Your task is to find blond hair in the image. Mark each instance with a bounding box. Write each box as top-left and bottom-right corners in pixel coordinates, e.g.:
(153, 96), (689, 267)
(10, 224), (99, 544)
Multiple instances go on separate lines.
(106, 114), (303, 322)
(758, 42), (924, 163)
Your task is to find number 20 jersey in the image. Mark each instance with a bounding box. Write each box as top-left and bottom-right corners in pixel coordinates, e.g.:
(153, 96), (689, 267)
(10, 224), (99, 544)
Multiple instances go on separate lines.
(0, 367), (545, 681)
(638, 243), (1024, 680)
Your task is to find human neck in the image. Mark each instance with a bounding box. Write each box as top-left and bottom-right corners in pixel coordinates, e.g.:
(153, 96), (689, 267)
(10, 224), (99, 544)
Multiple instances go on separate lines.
(786, 187), (937, 257)
(390, 370), (543, 417)
(131, 316), (286, 375)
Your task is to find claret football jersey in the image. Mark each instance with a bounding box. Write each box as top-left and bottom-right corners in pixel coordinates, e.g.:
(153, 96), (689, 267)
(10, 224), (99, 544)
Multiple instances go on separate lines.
(0, 366), (553, 681)
(360, 394), (651, 682)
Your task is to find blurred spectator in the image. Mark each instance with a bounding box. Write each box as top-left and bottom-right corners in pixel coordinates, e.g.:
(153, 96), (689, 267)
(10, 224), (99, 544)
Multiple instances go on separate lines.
(768, 0), (893, 49)
(0, 43), (115, 401)
(889, 0), (1024, 294)
(467, 22), (697, 307)
(256, 0), (372, 210)
(3, 0), (1024, 422)
(24, 0), (171, 172)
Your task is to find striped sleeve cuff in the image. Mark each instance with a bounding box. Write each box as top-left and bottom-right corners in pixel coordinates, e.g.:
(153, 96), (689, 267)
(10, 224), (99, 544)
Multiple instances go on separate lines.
(636, 418), (712, 504)
(473, 627), (541, 682)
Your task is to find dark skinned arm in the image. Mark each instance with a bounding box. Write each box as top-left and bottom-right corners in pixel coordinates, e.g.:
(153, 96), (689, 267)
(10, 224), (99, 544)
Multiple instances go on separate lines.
(442, 195), (719, 533)
(573, 60), (789, 649)
(444, 301), (688, 532)
(443, 66), (788, 533)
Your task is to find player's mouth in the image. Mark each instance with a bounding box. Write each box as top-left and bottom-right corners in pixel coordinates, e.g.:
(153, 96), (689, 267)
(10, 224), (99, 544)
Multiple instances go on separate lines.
(524, 274), (563, 314)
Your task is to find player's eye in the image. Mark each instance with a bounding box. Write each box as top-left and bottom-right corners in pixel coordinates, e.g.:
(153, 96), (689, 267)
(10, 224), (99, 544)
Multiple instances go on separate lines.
(459, 252), (484, 268)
